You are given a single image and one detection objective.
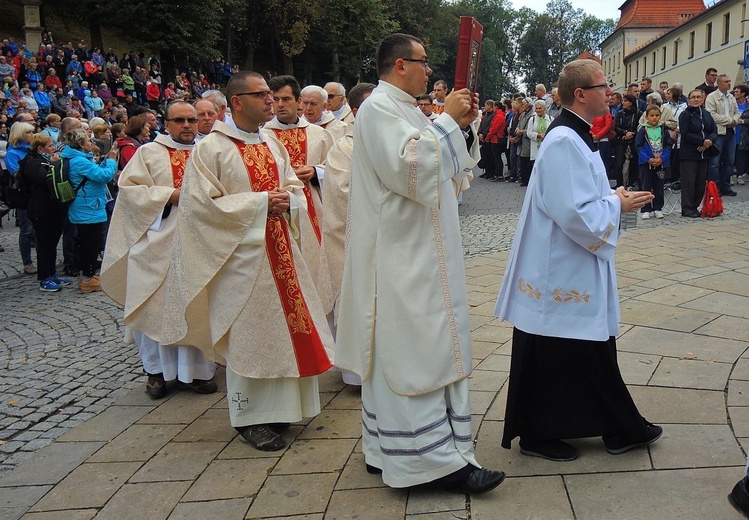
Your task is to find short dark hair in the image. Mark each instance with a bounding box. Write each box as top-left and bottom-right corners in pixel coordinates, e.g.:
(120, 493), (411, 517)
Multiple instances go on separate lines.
(667, 86), (683, 102)
(622, 93), (637, 106)
(736, 84), (749, 97)
(641, 77), (652, 85)
(611, 92), (623, 102)
(434, 80), (448, 90)
(227, 70), (265, 100)
(348, 82), (375, 110)
(267, 75), (301, 100)
(416, 94), (432, 104)
(164, 100), (193, 120)
(376, 33), (422, 77)
(706, 67), (718, 75)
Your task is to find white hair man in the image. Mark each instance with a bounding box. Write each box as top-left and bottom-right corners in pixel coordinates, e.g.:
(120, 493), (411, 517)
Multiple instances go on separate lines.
(534, 83), (552, 108)
(202, 89), (237, 130)
(324, 82), (354, 124)
(301, 84), (347, 141)
(194, 98), (218, 140)
(101, 100), (218, 399)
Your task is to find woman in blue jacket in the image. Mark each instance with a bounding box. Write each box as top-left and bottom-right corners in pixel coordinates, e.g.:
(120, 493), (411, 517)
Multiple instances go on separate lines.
(60, 128), (118, 293)
(6, 120), (36, 274)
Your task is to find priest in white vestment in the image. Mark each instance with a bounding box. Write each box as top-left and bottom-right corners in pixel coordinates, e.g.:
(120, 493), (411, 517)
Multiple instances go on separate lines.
(494, 60), (662, 462)
(301, 85), (348, 142)
(335, 33), (505, 494)
(101, 101), (217, 399)
(320, 82), (375, 387)
(160, 72), (335, 452)
(324, 82), (355, 124)
(262, 75), (333, 309)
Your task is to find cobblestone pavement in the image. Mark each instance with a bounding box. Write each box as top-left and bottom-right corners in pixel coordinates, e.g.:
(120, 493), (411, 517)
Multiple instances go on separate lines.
(0, 175), (748, 519)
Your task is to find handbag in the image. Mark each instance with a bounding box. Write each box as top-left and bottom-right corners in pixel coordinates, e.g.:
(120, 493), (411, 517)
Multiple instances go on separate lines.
(0, 200), (10, 219)
(705, 145), (720, 158)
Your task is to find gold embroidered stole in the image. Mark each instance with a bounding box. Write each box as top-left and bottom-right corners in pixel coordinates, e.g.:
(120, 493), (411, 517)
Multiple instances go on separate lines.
(271, 127), (322, 243)
(231, 140), (331, 376)
(167, 148), (190, 188)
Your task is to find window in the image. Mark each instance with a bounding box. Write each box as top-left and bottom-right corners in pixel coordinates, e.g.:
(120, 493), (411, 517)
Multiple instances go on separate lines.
(742, 3), (746, 38)
(628, 64), (632, 83)
(689, 31), (695, 58)
(651, 52), (656, 73)
(643, 57), (647, 76)
(636, 60), (639, 79)
(673, 40), (679, 65)
(706, 22), (712, 51)
(618, 52), (621, 70)
(723, 13), (730, 44)
(661, 46), (667, 69)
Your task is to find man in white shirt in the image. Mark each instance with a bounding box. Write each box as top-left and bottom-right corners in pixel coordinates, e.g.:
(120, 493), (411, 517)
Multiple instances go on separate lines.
(495, 59), (661, 462)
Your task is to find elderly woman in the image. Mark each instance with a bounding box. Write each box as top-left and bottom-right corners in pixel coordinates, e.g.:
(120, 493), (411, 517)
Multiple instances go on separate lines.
(639, 91), (677, 132)
(526, 100), (554, 169)
(665, 86), (688, 181)
(679, 90), (718, 218)
(60, 128), (118, 293)
(6, 121), (37, 274)
(17, 133), (69, 291)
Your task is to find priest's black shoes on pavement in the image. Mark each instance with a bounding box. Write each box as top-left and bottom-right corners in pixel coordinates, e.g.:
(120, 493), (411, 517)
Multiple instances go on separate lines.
(605, 422), (663, 455)
(237, 424), (286, 451)
(519, 439), (579, 461)
(176, 378), (218, 394)
(442, 467), (506, 495)
(145, 373), (167, 399)
(729, 476), (749, 518)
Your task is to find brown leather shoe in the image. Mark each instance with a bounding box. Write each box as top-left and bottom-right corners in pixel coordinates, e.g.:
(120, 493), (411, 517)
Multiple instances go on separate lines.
(78, 276), (102, 294)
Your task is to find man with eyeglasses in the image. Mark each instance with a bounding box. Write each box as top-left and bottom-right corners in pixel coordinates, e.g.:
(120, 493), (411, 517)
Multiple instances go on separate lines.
(263, 74), (334, 309)
(335, 33), (504, 494)
(301, 84), (347, 142)
(417, 94), (439, 121)
(101, 100), (218, 401)
(324, 82), (354, 124)
(696, 67), (719, 97)
(158, 71), (334, 452)
(496, 60), (660, 463)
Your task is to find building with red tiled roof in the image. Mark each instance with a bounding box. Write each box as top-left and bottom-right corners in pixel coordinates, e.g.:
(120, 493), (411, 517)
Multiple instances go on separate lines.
(601, 0), (708, 90)
(603, 0), (748, 92)
(575, 50), (602, 64)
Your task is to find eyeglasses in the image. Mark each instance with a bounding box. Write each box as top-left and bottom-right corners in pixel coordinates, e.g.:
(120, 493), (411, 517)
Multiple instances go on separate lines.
(235, 91), (273, 99)
(580, 83), (609, 91)
(401, 58), (430, 68)
(418, 103), (432, 107)
(167, 117), (198, 124)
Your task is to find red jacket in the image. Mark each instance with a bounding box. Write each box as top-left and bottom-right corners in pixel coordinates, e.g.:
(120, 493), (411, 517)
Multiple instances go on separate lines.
(590, 112), (614, 140)
(486, 109), (507, 143)
(146, 82), (161, 102)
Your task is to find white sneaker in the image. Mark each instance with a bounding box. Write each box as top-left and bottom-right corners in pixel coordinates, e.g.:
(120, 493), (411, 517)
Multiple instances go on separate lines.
(654, 210), (664, 219)
(738, 174), (746, 185)
(730, 175), (736, 185)
(641, 212), (651, 220)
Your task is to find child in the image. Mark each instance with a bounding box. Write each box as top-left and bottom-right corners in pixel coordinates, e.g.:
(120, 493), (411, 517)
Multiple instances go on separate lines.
(635, 106), (672, 219)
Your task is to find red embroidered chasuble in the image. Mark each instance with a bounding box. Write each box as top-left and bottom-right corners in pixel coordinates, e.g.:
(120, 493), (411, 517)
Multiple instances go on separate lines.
(271, 127), (322, 243)
(167, 148), (191, 188)
(231, 140), (331, 377)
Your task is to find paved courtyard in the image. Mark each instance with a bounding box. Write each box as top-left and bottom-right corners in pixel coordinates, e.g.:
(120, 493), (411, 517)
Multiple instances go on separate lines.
(1, 176), (749, 519)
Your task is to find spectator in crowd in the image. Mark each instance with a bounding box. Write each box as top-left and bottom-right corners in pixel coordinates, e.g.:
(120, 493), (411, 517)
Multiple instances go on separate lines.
(548, 88), (562, 119)
(527, 99), (553, 171)
(613, 94), (641, 188)
(60, 128), (117, 293)
(42, 113), (61, 142)
(17, 133), (70, 291)
(6, 117), (37, 273)
(679, 89), (717, 218)
(92, 124), (113, 156)
(486, 100), (507, 181)
(627, 83), (647, 111)
(666, 86), (687, 181)
(635, 106), (672, 220)
(639, 77), (654, 101)
(84, 88), (104, 120)
(146, 78), (160, 111)
(705, 74), (740, 196)
(44, 67), (62, 90)
(735, 84), (749, 186)
(117, 115), (150, 169)
(477, 99), (496, 178)
(659, 81), (669, 100)
(696, 68), (719, 96)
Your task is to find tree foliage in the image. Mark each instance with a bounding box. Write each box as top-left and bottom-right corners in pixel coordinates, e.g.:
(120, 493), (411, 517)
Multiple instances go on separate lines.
(42, 0), (616, 93)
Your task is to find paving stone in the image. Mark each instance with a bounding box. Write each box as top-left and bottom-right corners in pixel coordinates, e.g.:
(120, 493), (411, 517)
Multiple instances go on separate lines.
(55, 406), (151, 442)
(95, 481), (190, 520)
(474, 354), (510, 372)
(469, 370), (507, 392)
(564, 467), (745, 520)
(325, 385), (363, 410)
(650, 423), (744, 469)
(472, 475), (573, 520)
(325, 487), (408, 519)
(20, 509), (97, 520)
(297, 409), (361, 439)
(273, 438), (357, 475)
(334, 452), (387, 490)
(29, 462), (141, 511)
(0, 485), (52, 520)
(617, 326), (746, 363)
(616, 351), (661, 385)
(628, 386), (727, 424)
(693, 315), (749, 342)
(129, 441), (226, 483)
(137, 392), (224, 425)
(685, 271), (749, 297)
(405, 486), (466, 515)
(172, 409), (236, 443)
(182, 458), (276, 501)
(87, 424), (184, 463)
(619, 300), (719, 333)
(0, 441), (104, 488)
(680, 291), (749, 320)
(649, 357), (732, 391)
(729, 407), (749, 437)
(247, 473), (338, 517)
(168, 498), (250, 520)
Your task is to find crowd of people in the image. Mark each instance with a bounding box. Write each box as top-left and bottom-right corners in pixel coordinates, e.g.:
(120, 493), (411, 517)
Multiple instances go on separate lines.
(474, 68), (747, 219)
(3, 30), (749, 509)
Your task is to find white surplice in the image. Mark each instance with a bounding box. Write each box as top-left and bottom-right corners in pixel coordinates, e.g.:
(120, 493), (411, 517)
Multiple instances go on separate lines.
(335, 80), (480, 487)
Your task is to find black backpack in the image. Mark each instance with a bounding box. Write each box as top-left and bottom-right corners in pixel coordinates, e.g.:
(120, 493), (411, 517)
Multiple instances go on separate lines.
(6, 159), (31, 209)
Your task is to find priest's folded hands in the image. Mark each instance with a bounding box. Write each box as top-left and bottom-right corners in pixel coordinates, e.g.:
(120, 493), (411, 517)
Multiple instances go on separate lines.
(615, 187), (654, 213)
(267, 188), (290, 215)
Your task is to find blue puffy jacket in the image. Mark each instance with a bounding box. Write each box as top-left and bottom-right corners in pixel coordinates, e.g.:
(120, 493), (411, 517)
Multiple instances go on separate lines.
(60, 146), (116, 224)
(5, 142), (30, 175)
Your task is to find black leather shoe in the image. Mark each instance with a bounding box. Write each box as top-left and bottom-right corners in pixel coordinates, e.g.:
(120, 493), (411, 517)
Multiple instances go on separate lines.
(605, 422), (663, 454)
(681, 211), (700, 218)
(269, 422), (291, 433)
(728, 476), (749, 518)
(443, 468), (505, 495)
(145, 373), (167, 399)
(722, 190), (738, 196)
(520, 439), (578, 461)
(365, 463), (382, 474)
(176, 378), (218, 394)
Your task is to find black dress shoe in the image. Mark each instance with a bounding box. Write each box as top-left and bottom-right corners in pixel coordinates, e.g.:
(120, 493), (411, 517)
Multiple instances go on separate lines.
(520, 439), (578, 461)
(605, 422), (663, 454)
(176, 378), (218, 394)
(269, 422), (290, 433)
(443, 467), (505, 495)
(728, 476), (749, 518)
(681, 211), (700, 218)
(365, 463), (382, 474)
(145, 373), (167, 399)
(722, 190), (738, 196)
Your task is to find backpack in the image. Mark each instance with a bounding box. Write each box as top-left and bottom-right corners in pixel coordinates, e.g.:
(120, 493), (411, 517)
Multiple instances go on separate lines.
(700, 180), (723, 218)
(6, 158), (31, 209)
(46, 158), (87, 205)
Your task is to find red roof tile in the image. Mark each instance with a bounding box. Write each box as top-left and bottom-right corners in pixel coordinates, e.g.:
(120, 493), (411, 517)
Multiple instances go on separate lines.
(575, 50), (602, 63)
(616, 0), (706, 29)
